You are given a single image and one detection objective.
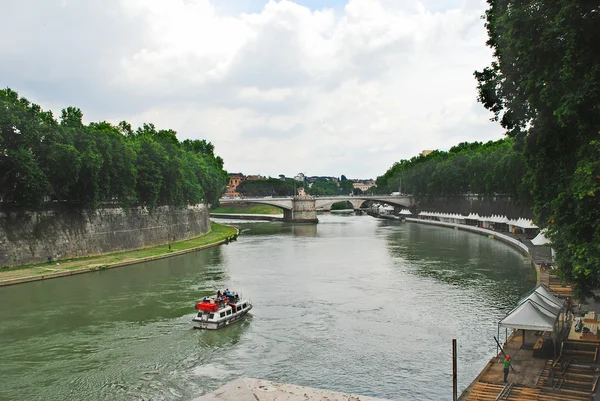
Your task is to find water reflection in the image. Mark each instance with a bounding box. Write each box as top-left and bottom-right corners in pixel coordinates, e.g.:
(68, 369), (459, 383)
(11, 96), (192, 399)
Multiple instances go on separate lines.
(290, 224), (318, 237)
(194, 316), (253, 348)
(386, 222), (535, 308)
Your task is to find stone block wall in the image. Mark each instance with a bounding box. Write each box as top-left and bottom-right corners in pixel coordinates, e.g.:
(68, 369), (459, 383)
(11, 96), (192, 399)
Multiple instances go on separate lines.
(0, 204), (210, 267)
(412, 195), (533, 219)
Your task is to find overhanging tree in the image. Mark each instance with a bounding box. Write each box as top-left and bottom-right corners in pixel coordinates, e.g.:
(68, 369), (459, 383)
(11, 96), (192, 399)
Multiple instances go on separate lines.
(475, 0), (600, 297)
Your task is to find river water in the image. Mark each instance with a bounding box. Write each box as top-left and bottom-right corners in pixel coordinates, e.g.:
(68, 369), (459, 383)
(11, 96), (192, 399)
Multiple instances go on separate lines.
(0, 215), (535, 401)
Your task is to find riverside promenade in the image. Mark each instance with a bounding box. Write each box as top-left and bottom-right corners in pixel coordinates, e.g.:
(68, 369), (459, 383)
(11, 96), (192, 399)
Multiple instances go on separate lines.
(210, 213), (283, 221)
(0, 223), (239, 287)
(402, 219), (600, 401)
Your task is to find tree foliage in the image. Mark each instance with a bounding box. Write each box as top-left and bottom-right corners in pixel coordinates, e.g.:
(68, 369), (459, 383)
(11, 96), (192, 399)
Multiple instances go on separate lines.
(376, 138), (529, 201)
(475, 0), (600, 297)
(0, 88), (228, 211)
(236, 178), (298, 197)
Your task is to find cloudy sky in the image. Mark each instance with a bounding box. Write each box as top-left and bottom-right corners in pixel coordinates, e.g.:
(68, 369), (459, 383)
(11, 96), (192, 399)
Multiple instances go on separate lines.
(1, 0), (503, 179)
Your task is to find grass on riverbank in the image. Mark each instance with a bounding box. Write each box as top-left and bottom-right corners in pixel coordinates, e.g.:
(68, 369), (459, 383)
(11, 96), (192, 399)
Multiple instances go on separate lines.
(0, 222), (238, 281)
(211, 204), (282, 214)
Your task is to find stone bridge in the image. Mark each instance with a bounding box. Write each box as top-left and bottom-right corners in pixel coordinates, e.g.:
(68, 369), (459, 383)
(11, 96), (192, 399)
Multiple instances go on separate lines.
(219, 195), (414, 223)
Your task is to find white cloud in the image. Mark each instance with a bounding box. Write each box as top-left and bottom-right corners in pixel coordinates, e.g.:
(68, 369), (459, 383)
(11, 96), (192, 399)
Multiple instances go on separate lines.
(0, 0), (503, 179)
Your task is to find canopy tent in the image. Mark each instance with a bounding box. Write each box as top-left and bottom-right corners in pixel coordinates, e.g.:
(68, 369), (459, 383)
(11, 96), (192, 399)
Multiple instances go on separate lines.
(498, 284), (565, 360)
(518, 292), (561, 315)
(499, 299), (558, 332)
(511, 218), (539, 229)
(531, 229), (550, 246)
(399, 209), (412, 215)
(534, 284), (564, 307)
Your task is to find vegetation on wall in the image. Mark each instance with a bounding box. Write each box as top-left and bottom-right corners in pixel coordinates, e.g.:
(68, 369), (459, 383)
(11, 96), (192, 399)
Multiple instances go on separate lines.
(376, 138), (530, 202)
(235, 176), (356, 197)
(235, 178), (300, 197)
(474, 1), (600, 297)
(0, 88), (228, 211)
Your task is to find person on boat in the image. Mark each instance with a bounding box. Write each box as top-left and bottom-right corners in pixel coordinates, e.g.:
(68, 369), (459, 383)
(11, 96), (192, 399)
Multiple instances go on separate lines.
(217, 290), (221, 298)
(503, 355), (511, 383)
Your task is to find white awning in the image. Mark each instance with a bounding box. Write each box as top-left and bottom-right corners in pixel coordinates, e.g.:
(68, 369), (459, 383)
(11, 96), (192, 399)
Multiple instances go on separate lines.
(534, 284), (564, 307)
(518, 292), (561, 315)
(499, 299), (558, 331)
(399, 209), (412, 215)
(491, 215), (510, 224)
(500, 285), (563, 332)
(531, 229), (550, 246)
(511, 218), (539, 229)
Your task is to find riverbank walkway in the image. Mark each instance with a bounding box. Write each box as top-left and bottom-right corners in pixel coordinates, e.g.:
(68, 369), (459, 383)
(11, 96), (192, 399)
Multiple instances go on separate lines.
(210, 213), (283, 221)
(393, 217), (600, 400)
(0, 223), (238, 287)
(423, 223), (600, 401)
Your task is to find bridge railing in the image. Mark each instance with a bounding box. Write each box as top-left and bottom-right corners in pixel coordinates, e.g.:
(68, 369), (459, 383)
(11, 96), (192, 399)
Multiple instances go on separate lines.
(221, 194), (411, 200)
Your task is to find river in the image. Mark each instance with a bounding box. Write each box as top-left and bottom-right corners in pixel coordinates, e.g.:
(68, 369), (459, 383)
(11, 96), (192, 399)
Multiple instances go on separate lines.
(0, 214), (535, 401)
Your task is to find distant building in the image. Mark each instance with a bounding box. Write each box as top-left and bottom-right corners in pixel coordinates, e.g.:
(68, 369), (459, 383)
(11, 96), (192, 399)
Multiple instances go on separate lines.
(224, 173), (244, 198)
(352, 179), (376, 192)
(294, 173), (306, 182)
(245, 175), (265, 181)
(420, 150), (435, 157)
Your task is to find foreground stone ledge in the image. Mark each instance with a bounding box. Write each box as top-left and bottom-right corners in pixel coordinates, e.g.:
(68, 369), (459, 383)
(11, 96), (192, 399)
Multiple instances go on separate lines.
(192, 378), (390, 401)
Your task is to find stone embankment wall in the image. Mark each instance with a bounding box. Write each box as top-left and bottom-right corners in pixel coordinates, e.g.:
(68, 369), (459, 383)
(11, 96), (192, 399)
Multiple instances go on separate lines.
(413, 195), (533, 219)
(0, 204), (210, 267)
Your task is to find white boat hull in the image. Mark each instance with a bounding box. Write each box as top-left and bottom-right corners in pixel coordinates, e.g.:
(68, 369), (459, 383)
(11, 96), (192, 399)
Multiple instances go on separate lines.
(192, 305), (252, 330)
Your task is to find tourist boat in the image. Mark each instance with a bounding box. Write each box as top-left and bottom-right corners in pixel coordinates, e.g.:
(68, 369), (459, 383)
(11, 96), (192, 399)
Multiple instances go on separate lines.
(192, 291), (252, 330)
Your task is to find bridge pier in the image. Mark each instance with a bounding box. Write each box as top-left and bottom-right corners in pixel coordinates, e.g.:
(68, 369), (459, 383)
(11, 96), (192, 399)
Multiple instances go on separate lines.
(283, 196), (318, 223)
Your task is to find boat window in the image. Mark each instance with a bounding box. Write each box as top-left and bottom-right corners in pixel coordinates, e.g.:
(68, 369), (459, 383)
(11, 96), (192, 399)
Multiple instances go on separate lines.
(226, 310), (232, 315)
(243, 303), (247, 309)
(209, 313), (214, 319)
(220, 312), (225, 318)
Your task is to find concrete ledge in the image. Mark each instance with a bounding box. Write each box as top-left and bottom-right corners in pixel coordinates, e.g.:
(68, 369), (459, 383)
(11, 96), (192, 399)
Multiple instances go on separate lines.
(0, 227), (239, 287)
(405, 218), (531, 256)
(192, 378), (390, 401)
(210, 213), (284, 221)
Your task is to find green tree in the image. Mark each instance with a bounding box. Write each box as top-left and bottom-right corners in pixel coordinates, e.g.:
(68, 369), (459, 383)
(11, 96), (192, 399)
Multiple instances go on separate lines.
(1, 88), (228, 213)
(134, 135), (167, 210)
(475, 0), (600, 296)
(307, 180), (339, 195)
(339, 180), (353, 195)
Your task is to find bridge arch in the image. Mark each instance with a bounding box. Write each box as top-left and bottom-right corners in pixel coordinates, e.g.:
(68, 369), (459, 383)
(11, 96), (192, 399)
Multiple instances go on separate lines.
(218, 195), (414, 222)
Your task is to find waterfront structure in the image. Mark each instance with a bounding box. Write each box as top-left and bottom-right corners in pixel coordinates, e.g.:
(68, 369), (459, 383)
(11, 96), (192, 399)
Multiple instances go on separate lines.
(417, 212), (540, 238)
(220, 194), (414, 223)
